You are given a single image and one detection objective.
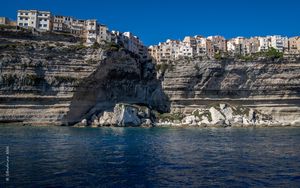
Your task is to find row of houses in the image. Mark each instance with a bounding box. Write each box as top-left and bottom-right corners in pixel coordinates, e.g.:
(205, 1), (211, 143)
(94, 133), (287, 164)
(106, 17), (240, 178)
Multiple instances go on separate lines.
(0, 17), (16, 26)
(149, 35), (300, 63)
(1, 10), (148, 59)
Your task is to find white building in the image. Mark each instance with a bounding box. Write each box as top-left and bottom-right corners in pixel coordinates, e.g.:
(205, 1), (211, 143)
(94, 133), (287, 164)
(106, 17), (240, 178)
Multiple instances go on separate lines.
(195, 36), (207, 55)
(227, 39), (236, 52)
(85, 19), (98, 45)
(53, 15), (73, 32)
(178, 43), (193, 58)
(258, 37), (271, 51)
(269, 35), (288, 52)
(17, 10), (51, 31)
(122, 32), (141, 55)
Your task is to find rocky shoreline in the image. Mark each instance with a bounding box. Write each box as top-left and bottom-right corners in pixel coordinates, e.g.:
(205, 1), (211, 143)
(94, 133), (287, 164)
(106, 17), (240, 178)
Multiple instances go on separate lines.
(71, 103), (300, 128)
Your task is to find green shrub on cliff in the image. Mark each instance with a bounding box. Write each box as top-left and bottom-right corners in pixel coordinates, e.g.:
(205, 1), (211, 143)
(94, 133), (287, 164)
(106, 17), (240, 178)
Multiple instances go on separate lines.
(192, 110), (212, 122)
(69, 43), (86, 51)
(155, 63), (174, 72)
(91, 42), (101, 49)
(104, 42), (120, 52)
(24, 74), (44, 86)
(265, 47), (283, 59)
(86, 59), (98, 65)
(155, 112), (185, 122)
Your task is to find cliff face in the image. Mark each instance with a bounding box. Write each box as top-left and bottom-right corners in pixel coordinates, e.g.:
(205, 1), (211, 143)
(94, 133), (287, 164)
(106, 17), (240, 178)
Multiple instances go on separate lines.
(0, 35), (168, 125)
(161, 56), (300, 125)
(64, 51), (169, 125)
(1, 31), (300, 126)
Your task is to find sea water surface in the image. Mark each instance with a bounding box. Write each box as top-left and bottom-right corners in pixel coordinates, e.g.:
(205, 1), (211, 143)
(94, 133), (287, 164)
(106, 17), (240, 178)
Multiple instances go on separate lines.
(0, 125), (300, 187)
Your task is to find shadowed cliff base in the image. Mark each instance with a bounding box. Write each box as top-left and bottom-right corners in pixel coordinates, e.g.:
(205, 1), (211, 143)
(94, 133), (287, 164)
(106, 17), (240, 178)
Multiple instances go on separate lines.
(64, 50), (170, 125)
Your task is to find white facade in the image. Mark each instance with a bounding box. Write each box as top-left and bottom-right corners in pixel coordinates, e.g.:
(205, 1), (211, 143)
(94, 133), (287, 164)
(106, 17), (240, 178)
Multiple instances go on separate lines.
(17, 10), (51, 31)
(227, 39), (236, 52)
(195, 37), (207, 54)
(123, 32), (141, 55)
(270, 35), (288, 52)
(178, 44), (193, 57)
(85, 19), (98, 45)
(258, 37), (271, 51)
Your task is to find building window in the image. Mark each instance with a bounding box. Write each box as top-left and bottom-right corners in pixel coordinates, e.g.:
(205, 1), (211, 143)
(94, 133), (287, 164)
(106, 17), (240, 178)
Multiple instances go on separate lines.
(20, 18), (23, 20)
(19, 23), (23, 26)
(24, 23), (28, 26)
(43, 24), (47, 27)
(39, 24), (42, 27)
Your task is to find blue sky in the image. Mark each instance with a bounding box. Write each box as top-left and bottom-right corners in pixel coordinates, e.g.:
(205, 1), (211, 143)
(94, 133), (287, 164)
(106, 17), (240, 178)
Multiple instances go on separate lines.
(1, 0), (299, 45)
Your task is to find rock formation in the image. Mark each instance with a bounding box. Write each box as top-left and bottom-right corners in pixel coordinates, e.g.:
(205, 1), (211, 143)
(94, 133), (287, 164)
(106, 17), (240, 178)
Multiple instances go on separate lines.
(1, 30), (300, 127)
(159, 56), (300, 126)
(0, 31), (169, 126)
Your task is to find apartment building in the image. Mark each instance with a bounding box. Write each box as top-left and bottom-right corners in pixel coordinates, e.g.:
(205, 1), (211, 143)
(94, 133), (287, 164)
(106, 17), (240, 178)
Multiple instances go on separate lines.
(98, 24), (111, 43)
(70, 19), (85, 35)
(85, 19), (98, 45)
(0, 17), (9, 25)
(227, 37), (246, 55)
(269, 35), (288, 52)
(17, 10), (52, 31)
(207, 36), (227, 53)
(183, 36), (197, 53)
(53, 15), (73, 32)
(148, 45), (160, 62)
(194, 36), (207, 55)
(246, 37), (260, 54)
(122, 32), (141, 55)
(288, 37), (300, 54)
(178, 44), (193, 58)
(258, 37), (271, 51)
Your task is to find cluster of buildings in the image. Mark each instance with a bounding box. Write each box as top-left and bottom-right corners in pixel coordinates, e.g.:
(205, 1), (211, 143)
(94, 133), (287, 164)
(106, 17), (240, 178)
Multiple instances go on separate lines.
(149, 35), (300, 63)
(1, 10), (300, 64)
(0, 10), (148, 59)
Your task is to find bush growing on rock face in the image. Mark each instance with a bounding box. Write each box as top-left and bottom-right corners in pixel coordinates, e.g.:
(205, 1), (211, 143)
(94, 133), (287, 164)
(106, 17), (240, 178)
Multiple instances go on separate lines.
(265, 47), (283, 59)
(68, 43), (86, 51)
(191, 109), (212, 122)
(154, 111), (185, 122)
(232, 106), (250, 116)
(24, 74), (44, 86)
(91, 42), (101, 49)
(155, 63), (174, 72)
(103, 42), (121, 52)
(86, 59), (98, 65)
(54, 75), (78, 83)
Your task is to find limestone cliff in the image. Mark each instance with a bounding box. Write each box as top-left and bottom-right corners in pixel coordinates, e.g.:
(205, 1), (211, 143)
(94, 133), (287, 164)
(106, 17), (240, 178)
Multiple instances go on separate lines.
(1, 30), (300, 127)
(160, 56), (300, 126)
(0, 31), (169, 125)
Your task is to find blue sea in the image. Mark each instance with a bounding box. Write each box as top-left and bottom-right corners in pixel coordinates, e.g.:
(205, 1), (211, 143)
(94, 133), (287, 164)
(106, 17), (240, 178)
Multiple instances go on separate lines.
(0, 125), (300, 187)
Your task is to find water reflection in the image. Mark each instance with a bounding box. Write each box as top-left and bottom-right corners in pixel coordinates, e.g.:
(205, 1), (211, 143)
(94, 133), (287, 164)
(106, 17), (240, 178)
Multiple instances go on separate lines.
(0, 126), (300, 187)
